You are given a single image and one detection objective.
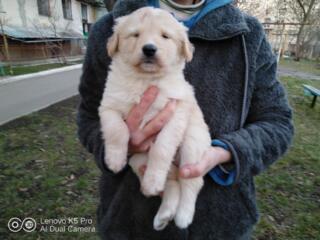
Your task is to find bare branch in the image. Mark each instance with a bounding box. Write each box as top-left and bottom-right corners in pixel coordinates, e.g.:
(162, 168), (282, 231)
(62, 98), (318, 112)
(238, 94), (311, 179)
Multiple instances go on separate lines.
(296, 0), (306, 16)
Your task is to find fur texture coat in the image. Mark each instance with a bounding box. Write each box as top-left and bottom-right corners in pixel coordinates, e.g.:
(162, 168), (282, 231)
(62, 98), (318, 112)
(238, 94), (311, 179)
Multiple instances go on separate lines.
(77, 1), (294, 239)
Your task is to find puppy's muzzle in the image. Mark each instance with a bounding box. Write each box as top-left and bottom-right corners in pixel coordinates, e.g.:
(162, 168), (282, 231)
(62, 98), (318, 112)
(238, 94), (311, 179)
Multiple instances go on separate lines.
(142, 44), (157, 58)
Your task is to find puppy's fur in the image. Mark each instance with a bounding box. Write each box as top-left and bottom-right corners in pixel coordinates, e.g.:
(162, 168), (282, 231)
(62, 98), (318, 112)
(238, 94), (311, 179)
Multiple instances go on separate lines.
(99, 7), (211, 230)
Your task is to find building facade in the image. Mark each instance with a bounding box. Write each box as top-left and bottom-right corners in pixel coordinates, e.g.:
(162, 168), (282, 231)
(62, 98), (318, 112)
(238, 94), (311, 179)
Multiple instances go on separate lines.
(0, 0), (106, 62)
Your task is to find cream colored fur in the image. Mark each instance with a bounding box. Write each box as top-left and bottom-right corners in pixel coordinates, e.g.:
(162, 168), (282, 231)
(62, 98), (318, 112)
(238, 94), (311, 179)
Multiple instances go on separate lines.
(99, 7), (211, 230)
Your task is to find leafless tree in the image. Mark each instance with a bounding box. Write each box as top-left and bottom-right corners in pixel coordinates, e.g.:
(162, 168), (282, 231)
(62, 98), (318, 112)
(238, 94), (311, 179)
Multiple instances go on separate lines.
(103, 0), (117, 11)
(0, 13), (13, 74)
(31, 0), (72, 64)
(47, 16), (71, 64)
(282, 0), (318, 60)
(235, 1), (278, 22)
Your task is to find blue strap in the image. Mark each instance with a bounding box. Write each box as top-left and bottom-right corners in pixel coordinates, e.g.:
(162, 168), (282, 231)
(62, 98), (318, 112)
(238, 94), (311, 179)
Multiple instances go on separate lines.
(147, 0), (160, 7)
(209, 139), (236, 186)
(211, 139), (229, 151)
(208, 165), (236, 186)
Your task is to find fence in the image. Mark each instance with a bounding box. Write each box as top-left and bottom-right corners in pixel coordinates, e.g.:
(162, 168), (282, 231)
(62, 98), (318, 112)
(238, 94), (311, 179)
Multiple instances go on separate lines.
(0, 38), (86, 62)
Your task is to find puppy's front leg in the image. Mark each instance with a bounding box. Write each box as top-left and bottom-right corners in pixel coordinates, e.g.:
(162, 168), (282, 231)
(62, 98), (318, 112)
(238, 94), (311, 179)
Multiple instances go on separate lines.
(100, 108), (129, 173)
(141, 101), (190, 196)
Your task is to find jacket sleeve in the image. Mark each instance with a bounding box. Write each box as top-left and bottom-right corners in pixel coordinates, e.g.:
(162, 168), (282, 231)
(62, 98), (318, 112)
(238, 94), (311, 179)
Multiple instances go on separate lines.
(218, 35), (294, 185)
(77, 15), (121, 174)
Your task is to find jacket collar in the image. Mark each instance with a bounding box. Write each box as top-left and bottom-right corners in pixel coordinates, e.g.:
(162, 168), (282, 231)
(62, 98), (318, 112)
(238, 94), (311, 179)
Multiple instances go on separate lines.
(112, 0), (250, 41)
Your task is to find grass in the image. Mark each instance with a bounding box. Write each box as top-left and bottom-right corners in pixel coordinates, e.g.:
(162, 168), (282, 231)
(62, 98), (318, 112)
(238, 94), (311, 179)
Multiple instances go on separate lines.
(253, 76), (320, 240)
(1, 62), (81, 77)
(0, 98), (100, 240)
(279, 58), (320, 76)
(0, 77), (319, 239)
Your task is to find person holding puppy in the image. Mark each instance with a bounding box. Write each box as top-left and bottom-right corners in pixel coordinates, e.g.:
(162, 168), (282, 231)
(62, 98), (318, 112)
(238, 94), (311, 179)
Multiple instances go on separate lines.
(77, 0), (294, 239)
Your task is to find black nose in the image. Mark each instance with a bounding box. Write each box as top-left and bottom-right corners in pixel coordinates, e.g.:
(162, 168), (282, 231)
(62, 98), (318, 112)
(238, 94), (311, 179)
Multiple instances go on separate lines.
(142, 44), (157, 57)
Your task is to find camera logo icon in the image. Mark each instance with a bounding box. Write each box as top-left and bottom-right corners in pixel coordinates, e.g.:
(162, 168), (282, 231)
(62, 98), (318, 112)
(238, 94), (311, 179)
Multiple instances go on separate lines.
(8, 217), (37, 232)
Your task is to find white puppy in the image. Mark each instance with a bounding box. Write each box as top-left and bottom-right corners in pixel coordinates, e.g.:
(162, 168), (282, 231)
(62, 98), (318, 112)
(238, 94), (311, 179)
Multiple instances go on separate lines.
(99, 7), (211, 230)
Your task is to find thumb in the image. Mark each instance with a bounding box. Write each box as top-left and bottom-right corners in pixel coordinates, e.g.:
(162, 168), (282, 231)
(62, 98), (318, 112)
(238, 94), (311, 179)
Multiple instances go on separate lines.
(179, 162), (206, 179)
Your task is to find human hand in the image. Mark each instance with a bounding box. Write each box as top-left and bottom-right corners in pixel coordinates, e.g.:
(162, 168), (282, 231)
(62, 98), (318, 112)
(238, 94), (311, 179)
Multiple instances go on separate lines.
(138, 146), (231, 180)
(179, 146), (232, 178)
(126, 86), (176, 154)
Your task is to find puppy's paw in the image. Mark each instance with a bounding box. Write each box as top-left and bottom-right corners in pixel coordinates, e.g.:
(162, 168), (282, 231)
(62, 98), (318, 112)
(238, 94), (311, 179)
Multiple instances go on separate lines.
(153, 209), (175, 231)
(107, 159), (126, 173)
(174, 209), (194, 229)
(141, 173), (166, 197)
(104, 150), (127, 173)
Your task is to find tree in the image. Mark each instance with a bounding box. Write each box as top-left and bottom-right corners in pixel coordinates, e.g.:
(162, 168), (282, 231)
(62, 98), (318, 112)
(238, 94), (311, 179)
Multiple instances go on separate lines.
(284, 0), (318, 61)
(103, 0), (116, 11)
(31, 0), (72, 64)
(0, 12), (13, 74)
(235, 1), (278, 22)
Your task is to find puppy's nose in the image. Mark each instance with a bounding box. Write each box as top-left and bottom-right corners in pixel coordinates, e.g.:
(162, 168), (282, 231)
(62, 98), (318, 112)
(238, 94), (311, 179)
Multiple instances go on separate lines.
(142, 44), (157, 57)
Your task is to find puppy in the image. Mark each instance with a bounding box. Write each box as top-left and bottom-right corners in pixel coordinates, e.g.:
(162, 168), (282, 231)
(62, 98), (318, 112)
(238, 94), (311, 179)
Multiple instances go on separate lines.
(99, 7), (211, 230)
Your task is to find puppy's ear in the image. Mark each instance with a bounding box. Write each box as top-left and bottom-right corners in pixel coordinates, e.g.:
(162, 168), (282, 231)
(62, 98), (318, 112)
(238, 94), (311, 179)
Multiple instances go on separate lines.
(107, 16), (126, 57)
(107, 32), (119, 57)
(182, 38), (194, 62)
(180, 29), (194, 62)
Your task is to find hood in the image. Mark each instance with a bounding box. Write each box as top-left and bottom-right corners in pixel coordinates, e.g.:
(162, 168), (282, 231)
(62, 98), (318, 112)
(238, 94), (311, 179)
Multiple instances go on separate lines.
(112, 0), (250, 40)
(152, 0), (234, 28)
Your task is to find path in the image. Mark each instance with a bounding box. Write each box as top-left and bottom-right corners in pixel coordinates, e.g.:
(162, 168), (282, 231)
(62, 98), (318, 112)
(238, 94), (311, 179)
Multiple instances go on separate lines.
(0, 65), (82, 125)
(278, 66), (320, 81)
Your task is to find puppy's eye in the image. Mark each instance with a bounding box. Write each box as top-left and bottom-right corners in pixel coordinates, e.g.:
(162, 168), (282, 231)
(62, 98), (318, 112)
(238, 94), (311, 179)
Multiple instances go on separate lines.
(162, 33), (169, 39)
(132, 32), (139, 38)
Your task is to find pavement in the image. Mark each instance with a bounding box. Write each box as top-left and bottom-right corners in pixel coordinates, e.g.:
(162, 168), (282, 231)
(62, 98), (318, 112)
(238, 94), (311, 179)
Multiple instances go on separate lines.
(0, 65), (82, 125)
(277, 66), (320, 81)
(0, 64), (319, 126)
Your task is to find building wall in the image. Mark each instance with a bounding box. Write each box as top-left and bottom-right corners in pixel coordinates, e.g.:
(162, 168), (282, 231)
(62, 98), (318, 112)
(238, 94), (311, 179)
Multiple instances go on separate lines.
(0, 38), (83, 62)
(0, 0), (106, 36)
(0, 0), (106, 62)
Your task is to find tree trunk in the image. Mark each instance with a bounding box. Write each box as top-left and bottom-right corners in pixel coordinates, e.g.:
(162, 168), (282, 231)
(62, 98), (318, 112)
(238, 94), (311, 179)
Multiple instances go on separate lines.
(295, 22), (305, 61)
(104, 0), (116, 11)
(294, 0), (316, 61)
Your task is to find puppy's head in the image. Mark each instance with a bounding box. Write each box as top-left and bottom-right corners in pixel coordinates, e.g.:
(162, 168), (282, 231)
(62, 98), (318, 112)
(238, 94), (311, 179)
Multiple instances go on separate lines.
(107, 7), (194, 74)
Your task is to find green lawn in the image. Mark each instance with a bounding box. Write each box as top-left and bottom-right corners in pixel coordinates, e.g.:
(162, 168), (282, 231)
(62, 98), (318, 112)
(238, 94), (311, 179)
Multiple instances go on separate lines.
(279, 58), (320, 76)
(0, 98), (100, 240)
(0, 77), (319, 239)
(1, 62), (81, 77)
(253, 77), (320, 240)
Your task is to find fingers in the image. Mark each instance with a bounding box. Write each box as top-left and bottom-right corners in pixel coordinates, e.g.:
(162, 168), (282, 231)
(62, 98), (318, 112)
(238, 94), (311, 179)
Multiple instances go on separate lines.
(179, 151), (214, 179)
(129, 135), (156, 153)
(131, 100), (176, 145)
(179, 162), (207, 179)
(126, 86), (159, 132)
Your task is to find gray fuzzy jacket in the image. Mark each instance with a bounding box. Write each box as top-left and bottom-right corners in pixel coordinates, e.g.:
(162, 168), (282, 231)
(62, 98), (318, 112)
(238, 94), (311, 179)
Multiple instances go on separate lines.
(77, 1), (294, 239)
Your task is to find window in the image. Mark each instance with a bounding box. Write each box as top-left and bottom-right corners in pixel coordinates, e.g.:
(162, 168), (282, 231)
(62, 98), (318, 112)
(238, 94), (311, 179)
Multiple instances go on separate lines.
(81, 3), (88, 35)
(37, 0), (50, 16)
(62, 0), (72, 20)
(81, 4), (88, 21)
